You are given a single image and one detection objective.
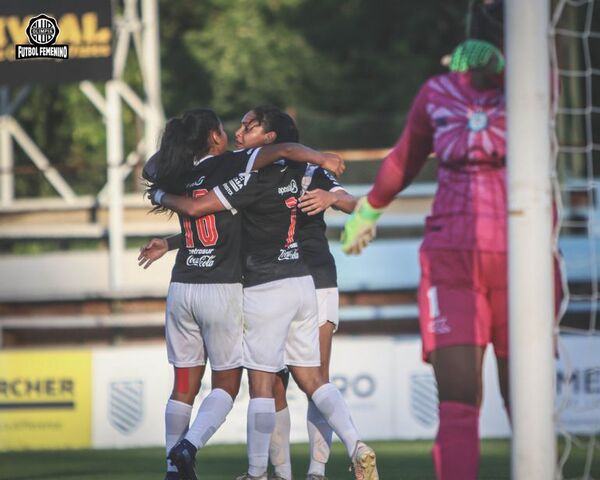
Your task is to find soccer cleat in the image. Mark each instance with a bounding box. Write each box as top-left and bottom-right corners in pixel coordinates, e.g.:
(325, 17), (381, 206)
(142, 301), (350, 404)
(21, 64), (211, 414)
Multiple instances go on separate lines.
(164, 473), (181, 480)
(235, 473), (268, 480)
(167, 439), (198, 480)
(306, 475), (328, 480)
(268, 475), (289, 480)
(350, 442), (379, 480)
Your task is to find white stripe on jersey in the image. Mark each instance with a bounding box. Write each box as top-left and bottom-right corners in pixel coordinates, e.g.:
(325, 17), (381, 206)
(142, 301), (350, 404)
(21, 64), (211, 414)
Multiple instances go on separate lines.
(245, 147), (261, 184)
(214, 186), (238, 215)
(301, 164), (319, 195)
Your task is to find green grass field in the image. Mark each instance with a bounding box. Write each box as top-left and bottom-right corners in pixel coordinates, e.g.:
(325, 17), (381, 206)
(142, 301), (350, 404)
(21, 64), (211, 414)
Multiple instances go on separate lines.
(1, 439), (598, 480)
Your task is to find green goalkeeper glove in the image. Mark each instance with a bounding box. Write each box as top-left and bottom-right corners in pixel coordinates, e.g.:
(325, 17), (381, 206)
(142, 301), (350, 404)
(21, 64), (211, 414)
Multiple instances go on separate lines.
(341, 197), (383, 255)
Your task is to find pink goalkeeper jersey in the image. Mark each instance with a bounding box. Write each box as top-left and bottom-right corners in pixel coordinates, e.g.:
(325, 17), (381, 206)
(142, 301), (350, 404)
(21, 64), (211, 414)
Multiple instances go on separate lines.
(368, 71), (507, 252)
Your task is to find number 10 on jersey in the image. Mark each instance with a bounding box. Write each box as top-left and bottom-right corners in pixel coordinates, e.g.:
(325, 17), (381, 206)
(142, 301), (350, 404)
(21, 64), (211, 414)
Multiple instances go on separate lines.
(183, 189), (218, 247)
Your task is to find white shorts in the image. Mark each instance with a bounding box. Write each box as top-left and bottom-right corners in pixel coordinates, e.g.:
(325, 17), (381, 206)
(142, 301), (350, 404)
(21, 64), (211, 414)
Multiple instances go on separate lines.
(316, 287), (339, 331)
(165, 282), (243, 370)
(243, 276), (320, 372)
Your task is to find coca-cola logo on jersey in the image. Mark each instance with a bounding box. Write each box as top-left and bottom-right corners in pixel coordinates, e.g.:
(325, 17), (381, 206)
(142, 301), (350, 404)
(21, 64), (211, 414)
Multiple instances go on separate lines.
(278, 248), (299, 261)
(278, 179), (298, 195)
(186, 255), (216, 268)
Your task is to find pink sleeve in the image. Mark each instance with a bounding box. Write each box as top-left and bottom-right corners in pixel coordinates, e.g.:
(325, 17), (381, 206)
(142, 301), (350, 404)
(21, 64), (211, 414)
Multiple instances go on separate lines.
(367, 83), (434, 209)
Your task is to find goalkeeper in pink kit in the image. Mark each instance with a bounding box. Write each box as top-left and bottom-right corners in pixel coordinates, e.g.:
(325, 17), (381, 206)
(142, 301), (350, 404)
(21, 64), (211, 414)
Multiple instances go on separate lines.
(342, 2), (562, 479)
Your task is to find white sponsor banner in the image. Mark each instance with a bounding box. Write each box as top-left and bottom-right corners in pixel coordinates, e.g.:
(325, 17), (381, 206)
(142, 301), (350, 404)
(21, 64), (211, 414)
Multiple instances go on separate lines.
(391, 336), (510, 440)
(90, 335), (599, 448)
(92, 345), (172, 448)
(556, 335), (600, 435)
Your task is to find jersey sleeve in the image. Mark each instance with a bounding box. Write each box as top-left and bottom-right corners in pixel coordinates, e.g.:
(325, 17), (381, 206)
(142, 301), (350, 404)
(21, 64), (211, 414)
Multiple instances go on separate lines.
(367, 80), (434, 209)
(213, 166), (270, 214)
(311, 167), (345, 192)
(211, 148), (262, 178)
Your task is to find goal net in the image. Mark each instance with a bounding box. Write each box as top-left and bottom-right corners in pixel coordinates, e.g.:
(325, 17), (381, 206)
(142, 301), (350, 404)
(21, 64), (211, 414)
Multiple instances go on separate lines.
(551, 0), (600, 478)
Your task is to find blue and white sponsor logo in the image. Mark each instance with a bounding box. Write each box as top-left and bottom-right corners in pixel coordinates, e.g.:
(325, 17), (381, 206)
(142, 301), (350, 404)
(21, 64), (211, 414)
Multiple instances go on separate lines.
(108, 380), (144, 435)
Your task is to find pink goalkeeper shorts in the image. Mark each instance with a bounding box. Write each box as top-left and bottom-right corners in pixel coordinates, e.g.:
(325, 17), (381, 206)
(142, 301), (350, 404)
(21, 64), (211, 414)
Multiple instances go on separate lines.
(418, 248), (563, 361)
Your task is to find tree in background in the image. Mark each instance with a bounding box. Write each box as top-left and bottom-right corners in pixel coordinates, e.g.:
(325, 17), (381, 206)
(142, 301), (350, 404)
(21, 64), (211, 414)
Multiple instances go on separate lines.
(14, 0), (468, 197)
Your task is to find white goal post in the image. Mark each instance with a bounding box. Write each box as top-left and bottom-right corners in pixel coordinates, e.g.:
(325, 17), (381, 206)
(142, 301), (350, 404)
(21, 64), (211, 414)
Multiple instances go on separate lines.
(506, 0), (557, 479)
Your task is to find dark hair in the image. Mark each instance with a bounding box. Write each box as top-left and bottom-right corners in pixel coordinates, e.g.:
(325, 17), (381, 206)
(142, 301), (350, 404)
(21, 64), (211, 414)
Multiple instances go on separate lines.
(251, 105), (299, 143)
(468, 0), (503, 47)
(151, 108), (221, 194)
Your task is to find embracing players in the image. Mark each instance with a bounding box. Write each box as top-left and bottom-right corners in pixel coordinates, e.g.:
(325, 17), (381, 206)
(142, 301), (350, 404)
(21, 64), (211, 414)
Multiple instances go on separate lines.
(146, 106), (378, 480)
(142, 107), (343, 480)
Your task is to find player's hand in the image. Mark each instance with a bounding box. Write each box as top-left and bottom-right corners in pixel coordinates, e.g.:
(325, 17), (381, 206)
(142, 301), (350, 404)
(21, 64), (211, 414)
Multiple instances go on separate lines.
(138, 238), (169, 269)
(320, 153), (345, 178)
(147, 188), (166, 206)
(298, 189), (336, 215)
(341, 197), (383, 255)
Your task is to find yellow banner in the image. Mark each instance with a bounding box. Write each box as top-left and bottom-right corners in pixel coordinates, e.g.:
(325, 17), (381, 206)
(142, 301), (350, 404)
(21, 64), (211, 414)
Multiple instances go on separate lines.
(0, 349), (91, 450)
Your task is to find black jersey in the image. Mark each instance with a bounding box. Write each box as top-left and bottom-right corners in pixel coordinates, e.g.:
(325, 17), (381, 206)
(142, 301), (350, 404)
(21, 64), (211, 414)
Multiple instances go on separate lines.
(146, 148), (260, 284)
(297, 164), (346, 289)
(214, 161), (310, 288)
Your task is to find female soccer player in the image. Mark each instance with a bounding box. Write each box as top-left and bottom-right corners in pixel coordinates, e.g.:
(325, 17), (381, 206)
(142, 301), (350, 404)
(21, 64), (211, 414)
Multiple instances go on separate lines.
(343, 40), (506, 479)
(232, 105), (357, 480)
(143, 107), (343, 480)
(342, 3), (561, 479)
(150, 107), (378, 480)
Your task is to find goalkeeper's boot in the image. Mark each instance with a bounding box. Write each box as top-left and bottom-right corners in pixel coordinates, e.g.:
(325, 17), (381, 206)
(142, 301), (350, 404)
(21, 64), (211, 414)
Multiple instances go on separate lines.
(350, 442), (379, 480)
(168, 439), (198, 480)
(235, 473), (268, 480)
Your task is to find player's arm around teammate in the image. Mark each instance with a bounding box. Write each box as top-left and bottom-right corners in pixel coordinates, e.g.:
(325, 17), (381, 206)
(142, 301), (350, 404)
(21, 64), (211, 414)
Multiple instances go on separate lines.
(150, 143), (343, 218)
(298, 188), (356, 215)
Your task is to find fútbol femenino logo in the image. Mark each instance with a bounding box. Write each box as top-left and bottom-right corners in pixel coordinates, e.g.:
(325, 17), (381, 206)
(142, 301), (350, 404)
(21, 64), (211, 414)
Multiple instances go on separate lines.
(16, 14), (69, 60)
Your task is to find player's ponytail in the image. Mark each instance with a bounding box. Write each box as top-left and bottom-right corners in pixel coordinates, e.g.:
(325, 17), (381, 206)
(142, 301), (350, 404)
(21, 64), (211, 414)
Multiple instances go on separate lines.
(150, 108), (222, 195)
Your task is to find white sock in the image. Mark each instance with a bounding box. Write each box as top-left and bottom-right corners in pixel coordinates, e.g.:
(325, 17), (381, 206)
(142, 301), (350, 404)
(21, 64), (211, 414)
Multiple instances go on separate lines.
(165, 399), (192, 472)
(247, 398), (276, 477)
(269, 407), (292, 479)
(307, 399), (333, 475)
(185, 388), (234, 448)
(311, 383), (359, 457)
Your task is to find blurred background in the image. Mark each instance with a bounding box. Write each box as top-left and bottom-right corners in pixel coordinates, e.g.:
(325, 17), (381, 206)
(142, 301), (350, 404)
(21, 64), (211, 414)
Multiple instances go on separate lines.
(0, 0), (598, 478)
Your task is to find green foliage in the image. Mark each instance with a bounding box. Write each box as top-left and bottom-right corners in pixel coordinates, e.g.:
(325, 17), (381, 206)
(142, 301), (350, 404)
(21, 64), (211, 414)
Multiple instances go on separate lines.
(14, 84), (106, 197)
(13, 0), (472, 198)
